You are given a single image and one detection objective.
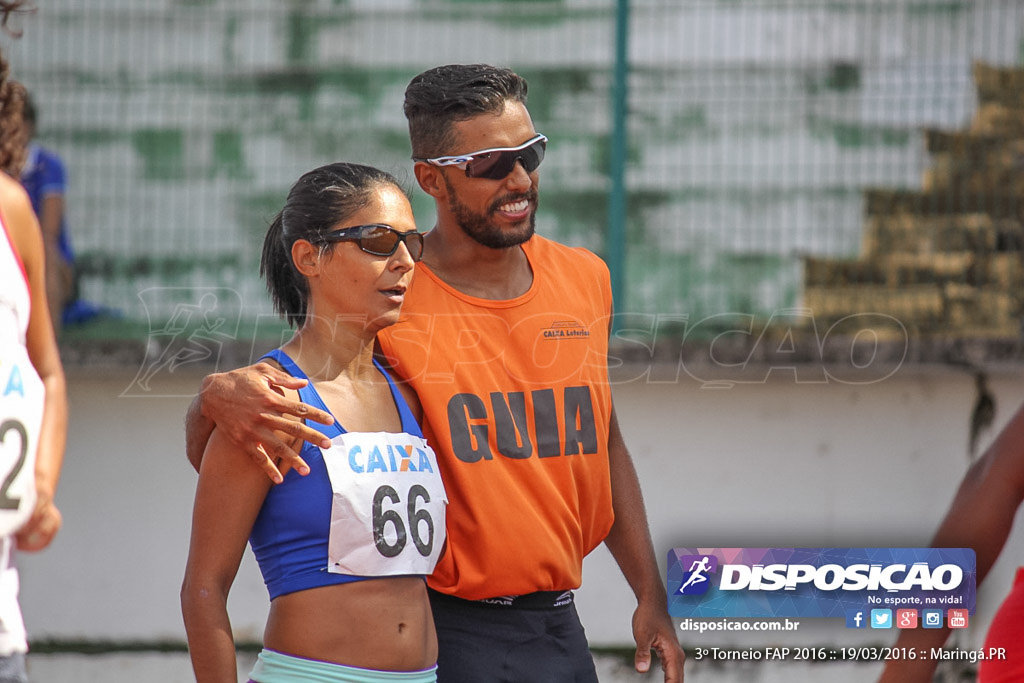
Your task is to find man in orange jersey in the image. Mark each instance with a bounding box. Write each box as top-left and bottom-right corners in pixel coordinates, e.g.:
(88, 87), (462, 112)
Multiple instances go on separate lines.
(185, 64), (684, 683)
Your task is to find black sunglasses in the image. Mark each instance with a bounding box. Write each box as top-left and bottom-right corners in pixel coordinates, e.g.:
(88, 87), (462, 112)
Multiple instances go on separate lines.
(319, 224), (424, 262)
(416, 134), (547, 180)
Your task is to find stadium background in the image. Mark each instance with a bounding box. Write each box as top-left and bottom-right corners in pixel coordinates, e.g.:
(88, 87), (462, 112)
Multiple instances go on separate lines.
(5, 1), (1024, 680)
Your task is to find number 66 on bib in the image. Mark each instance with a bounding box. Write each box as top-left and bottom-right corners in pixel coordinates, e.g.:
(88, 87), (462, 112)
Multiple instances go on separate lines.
(323, 431), (447, 576)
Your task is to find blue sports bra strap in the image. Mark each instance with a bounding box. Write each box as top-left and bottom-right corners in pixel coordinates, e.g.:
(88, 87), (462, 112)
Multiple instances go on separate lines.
(261, 348), (304, 379)
(372, 358), (423, 437)
(259, 349), (337, 435)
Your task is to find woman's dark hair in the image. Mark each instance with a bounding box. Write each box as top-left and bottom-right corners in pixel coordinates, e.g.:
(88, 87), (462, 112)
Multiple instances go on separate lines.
(0, 79), (27, 175)
(403, 63), (528, 159)
(21, 87), (34, 127)
(0, 2), (35, 175)
(260, 162), (405, 327)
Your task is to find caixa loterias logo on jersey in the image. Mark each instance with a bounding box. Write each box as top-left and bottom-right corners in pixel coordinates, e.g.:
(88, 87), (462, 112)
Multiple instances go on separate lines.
(667, 548), (976, 619)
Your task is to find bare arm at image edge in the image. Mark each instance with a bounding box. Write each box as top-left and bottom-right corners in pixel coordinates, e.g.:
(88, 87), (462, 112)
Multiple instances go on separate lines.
(877, 401), (1024, 683)
(2, 178), (67, 552)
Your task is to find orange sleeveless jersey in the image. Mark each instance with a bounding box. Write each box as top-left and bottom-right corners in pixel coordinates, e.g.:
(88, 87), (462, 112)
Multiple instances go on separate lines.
(377, 235), (615, 600)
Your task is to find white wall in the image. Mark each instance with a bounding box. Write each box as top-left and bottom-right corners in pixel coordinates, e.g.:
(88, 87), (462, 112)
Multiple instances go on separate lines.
(17, 361), (1024, 653)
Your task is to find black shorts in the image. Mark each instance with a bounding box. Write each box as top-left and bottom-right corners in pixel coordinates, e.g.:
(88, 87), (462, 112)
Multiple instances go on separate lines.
(429, 589), (599, 683)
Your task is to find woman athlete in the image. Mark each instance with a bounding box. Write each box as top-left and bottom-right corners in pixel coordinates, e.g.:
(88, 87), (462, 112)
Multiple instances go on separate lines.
(181, 162), (445, 683)
(0, 3), (69, 681)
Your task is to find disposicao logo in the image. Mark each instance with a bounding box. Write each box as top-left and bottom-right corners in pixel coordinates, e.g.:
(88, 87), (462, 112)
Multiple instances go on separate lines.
(675, 555), (718, 595)
(667, 548), (976, 619)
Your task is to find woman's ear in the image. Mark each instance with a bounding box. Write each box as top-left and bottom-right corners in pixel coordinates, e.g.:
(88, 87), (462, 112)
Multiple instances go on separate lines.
(291, 239), (320, 277)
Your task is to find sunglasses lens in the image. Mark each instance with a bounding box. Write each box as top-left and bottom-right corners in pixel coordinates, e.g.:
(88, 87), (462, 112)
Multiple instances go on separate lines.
(405, 233), (425, 261)
(518, 139), (545, 172)
(465, 151), (508, 179)
(360, 225), (400, 256)
(360, 225), (424, 261)
(466, 138), (546, 180)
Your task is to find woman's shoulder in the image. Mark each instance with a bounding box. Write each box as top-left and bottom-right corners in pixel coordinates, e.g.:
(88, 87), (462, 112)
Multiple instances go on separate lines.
(0, 173), (42, 269)
(0, 172), (32, 217)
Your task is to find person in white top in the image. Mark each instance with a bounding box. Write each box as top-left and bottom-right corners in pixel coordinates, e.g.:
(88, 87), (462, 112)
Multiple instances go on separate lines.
(0, 2), (69, 680)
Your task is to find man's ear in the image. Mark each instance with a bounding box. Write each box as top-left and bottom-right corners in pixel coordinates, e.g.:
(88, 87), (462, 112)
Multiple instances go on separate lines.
(413, 161), (447, 201)
(291, 239), (320, 277)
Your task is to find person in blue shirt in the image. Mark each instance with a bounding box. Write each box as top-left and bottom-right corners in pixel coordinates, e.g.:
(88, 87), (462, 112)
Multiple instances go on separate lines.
(20, 90), (74, 331)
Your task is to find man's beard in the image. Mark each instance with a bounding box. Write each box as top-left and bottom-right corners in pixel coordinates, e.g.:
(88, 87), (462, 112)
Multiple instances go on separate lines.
(445, 176), (537, 249)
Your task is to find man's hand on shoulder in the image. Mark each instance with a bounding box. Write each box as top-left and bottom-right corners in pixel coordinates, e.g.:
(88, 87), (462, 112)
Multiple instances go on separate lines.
(192, 362), (335, 483)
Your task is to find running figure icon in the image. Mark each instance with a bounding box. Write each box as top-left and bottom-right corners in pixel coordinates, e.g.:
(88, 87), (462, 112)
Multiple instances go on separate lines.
(679, 557), (712, 593)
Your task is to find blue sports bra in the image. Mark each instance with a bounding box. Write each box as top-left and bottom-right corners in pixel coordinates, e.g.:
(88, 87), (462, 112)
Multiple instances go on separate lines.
(248, 349), (424, 599)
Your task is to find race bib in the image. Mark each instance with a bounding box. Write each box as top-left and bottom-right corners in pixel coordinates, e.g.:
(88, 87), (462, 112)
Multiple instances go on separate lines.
(322, 432), (447, 577)
(0, 352), (42, 537)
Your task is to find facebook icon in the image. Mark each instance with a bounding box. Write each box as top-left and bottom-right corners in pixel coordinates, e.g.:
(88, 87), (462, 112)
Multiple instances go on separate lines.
(845, 609), (866, 629)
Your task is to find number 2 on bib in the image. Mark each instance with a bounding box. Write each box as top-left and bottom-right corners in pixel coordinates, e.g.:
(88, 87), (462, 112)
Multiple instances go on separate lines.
(0, 419), (28, 511)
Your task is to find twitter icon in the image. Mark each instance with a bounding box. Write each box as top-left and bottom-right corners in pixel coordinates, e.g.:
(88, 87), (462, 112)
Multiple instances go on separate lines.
(870, 609), (893, 629)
